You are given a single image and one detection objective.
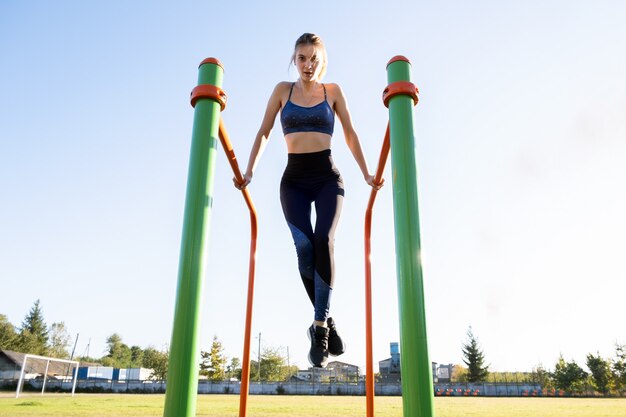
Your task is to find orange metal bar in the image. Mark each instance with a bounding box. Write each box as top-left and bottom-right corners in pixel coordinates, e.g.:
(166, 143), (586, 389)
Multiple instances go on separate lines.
(218, 119), (257, 417)
(364, 122), (390, 417)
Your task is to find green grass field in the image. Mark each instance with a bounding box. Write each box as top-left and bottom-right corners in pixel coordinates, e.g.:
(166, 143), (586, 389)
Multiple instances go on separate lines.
(1, 394), (625, 417)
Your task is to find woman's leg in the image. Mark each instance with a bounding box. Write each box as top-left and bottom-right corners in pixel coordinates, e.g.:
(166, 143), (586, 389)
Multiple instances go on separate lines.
(280, 181), (316, 305)
(312, 179), (344, 322)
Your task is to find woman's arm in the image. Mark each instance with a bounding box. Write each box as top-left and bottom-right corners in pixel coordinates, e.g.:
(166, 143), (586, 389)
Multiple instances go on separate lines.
(234, 83), (286, 189)
(333, 84), (382, 189)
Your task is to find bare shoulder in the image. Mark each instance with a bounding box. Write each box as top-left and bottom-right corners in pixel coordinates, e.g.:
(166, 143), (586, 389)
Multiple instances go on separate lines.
(324, 82), (343, 96)
(270, 81), (294, 103)
(324, 82), (347, 109)
(273, 81), (293, 95)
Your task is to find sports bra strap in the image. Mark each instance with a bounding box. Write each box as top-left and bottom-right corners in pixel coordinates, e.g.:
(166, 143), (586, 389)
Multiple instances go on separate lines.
(288, 82), (295, 101)
(322, 83), (327, 100)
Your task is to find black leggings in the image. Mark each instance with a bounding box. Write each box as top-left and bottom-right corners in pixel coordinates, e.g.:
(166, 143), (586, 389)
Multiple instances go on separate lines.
(280, 150), (344, 322)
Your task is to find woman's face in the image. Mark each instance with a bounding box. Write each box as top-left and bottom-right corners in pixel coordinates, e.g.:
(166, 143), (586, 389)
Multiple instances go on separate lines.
(295, 44), (323, 82)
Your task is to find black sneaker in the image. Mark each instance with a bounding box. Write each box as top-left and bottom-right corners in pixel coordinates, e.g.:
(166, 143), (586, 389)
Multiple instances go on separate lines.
(307, 325), (329, 368)
(327, 317), (346, 356)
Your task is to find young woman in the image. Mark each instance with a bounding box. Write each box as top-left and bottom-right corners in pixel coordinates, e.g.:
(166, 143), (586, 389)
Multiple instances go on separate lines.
(235, 33), (381, 367)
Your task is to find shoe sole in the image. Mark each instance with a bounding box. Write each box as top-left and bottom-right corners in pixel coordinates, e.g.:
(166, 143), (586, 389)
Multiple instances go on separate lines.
(329, 347), (345, 357)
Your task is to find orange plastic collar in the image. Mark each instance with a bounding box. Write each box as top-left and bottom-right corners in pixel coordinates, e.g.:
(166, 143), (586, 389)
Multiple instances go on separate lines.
(190, 84), (227, 110)
(382, 81), (419, 108)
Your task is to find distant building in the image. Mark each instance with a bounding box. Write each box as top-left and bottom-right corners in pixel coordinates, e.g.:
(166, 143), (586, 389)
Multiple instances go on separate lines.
(435, 363), (453, 383)
(1, 350), (154, 382)
(295, 367), (330, 382)
(116, 367), (154, 381)
(378, 342), (401, 382)
(77, 367), (155, 381)
(77, 366), (114, 380)
(0, 349), (85, 381)
(378, 343), (452, 383)
(0, 350), (33, 380)
(295, 360), (361, 382)
(327, 361), (360, 382)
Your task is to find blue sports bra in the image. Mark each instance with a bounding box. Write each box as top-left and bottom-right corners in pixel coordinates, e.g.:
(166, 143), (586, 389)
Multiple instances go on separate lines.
(281, 83), (335, 136)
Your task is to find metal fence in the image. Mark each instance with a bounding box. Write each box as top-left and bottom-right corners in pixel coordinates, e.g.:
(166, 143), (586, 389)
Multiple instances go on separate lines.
(1, 378), (625, 397)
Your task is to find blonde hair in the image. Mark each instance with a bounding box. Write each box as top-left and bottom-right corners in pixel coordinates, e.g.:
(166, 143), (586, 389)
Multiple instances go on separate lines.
(290, 33), (328, 80)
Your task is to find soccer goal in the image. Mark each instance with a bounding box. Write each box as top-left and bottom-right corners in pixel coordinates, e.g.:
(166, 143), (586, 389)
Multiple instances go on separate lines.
(15, 354), (79, 398)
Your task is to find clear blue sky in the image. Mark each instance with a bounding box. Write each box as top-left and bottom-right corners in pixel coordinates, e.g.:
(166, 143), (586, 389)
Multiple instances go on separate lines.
(2, 1), (625, 373)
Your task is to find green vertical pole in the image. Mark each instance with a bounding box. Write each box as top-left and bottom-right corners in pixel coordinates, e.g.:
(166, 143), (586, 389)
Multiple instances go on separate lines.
(386, 56), (435, 417)
(163, 59), (224, 417)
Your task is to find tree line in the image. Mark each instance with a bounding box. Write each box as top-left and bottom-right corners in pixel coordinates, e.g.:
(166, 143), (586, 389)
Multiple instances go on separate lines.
(1, 300), (72, 358)
(456, 327), (626, 396)
(2, 301), (624, 392)
(0, 300), (296, 382)
(199, 335), (298, 382)
(1, 300), (170, 380)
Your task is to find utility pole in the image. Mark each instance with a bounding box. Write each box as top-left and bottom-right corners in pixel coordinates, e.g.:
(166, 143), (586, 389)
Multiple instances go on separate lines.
(69, 333), (79, 361)
(257, 332), (261, 382)
(66, 333), (80, 380)
(286, 346), (290, 379)
(83, 338), (91, 358)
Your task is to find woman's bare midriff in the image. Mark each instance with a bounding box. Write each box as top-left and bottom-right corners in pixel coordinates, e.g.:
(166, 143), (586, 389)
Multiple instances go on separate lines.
(284, 132), (332, 153)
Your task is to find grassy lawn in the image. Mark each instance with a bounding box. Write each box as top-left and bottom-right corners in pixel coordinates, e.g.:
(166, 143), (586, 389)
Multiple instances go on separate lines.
(0, 394), (625, 417)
